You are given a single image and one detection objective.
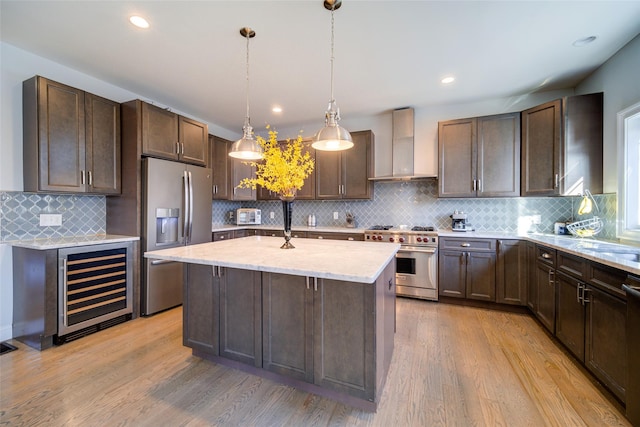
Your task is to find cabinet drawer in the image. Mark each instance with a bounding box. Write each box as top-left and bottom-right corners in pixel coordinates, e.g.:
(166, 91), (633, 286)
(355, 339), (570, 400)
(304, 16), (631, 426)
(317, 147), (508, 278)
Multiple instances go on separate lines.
(212, 231), (234, 241)
(440, 237), (496, 252)
(307, 232), (363, 241)
(557, 251), (587, 280)
(536, 245), (556, 266)
(588, 262), (628, 298)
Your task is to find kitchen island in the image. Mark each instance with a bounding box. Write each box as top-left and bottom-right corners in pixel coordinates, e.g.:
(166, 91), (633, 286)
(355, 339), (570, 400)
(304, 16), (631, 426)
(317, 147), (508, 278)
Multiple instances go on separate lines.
(145, 236), (399, 411)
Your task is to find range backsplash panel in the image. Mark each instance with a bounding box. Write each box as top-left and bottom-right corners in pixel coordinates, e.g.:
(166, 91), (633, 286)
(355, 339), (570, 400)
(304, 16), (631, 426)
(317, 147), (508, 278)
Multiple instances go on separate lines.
(1, 181), (617, 242)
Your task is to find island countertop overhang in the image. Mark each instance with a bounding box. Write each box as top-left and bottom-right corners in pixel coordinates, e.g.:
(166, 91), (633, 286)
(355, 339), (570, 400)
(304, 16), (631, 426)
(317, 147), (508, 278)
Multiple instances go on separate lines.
(145, 236), (400, 283)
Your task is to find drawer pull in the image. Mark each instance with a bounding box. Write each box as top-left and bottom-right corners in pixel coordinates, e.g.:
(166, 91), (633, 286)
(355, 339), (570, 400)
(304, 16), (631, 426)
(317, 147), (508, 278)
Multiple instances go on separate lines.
(542, 253), (552, 259)
(461, 243), (471, 247)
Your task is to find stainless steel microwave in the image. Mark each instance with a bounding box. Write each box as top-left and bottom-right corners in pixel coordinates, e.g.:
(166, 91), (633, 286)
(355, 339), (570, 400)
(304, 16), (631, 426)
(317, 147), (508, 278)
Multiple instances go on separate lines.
(236, 208), (261, 225)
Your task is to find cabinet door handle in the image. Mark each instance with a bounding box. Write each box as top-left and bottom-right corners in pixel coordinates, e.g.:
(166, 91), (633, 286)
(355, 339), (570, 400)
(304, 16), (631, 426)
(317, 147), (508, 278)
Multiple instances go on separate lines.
(554, 174), (559, 188)
(81, 170), (85, 185)
(473, 179), (476, 191)
(176, 142), (180, 155)
(461, 243), (471, 247)
(88, 171), (93, 186)
(582, 287), (590, 305)
(314, 277), (318, 292)
(306, 276), (310, 290)
(548, 270), (555, 286)
(577, 283), (582, 303)
(477, 179), (481, 192)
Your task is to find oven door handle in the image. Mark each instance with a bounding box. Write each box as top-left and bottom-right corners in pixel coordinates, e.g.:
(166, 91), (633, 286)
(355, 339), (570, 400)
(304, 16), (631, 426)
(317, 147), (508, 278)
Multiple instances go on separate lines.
(398, 246), (437, 254)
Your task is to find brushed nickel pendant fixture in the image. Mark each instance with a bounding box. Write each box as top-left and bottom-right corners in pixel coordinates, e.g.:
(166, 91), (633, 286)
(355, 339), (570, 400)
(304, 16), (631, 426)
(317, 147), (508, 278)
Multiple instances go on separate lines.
(312, 0), (354, 152)
(229, 27), (264, 160)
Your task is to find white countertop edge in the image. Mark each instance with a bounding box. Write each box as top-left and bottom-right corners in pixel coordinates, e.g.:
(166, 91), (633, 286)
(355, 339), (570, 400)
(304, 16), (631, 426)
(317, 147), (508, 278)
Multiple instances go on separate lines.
(145, 237), (399, 284)
(7, 234), (139, 250)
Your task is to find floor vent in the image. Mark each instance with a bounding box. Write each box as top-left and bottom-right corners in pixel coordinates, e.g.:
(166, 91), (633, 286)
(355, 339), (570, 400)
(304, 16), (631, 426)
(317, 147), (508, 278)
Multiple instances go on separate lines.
(55, 313), (132, 345)
(0, 341), (18, 355)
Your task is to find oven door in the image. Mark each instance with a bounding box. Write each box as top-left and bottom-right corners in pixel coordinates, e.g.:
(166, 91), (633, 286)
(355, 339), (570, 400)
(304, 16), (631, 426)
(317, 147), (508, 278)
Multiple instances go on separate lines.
(396, 246), (438, 301)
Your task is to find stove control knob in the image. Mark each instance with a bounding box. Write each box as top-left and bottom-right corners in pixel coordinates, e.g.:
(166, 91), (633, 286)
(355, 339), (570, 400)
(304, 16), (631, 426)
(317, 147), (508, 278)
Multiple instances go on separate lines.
(416, 237), (422, 242)
(389, 237), (394, 242)
(376, 235), (382, 241)
(399, 237), (405, 243)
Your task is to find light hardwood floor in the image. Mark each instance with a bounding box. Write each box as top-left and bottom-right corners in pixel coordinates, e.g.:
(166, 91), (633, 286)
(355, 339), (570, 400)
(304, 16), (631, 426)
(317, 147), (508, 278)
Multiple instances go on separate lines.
(0, 298), (631, 426)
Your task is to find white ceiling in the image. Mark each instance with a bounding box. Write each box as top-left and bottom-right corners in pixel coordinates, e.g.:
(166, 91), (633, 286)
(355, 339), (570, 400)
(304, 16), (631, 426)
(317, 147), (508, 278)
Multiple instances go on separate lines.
(2, 0), (640, 135)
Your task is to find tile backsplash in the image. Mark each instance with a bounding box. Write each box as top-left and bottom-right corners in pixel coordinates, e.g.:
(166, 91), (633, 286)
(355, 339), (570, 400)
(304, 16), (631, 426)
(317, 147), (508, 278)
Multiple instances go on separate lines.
(1, 181), (618, 242)
(1, 192), (106, 241)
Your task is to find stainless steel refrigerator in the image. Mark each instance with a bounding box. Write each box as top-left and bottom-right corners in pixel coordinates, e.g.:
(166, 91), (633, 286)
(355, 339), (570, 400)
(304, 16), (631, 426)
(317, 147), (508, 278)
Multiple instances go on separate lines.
(142, 157), (212, 315)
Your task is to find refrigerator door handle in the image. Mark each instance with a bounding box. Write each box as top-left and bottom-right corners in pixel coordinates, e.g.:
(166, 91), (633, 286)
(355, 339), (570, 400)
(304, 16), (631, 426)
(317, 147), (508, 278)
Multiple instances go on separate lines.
(188, 171), (194, 243)
(183, 170), (189, 243)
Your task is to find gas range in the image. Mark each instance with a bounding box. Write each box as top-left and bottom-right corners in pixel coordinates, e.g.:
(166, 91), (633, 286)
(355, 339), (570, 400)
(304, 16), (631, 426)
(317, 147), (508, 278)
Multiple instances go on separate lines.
(364, 225), (438, 247)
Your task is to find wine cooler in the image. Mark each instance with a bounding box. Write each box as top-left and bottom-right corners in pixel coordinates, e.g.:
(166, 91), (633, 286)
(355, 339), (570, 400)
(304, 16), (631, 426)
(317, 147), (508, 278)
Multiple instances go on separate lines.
(58, 242), (133, 340)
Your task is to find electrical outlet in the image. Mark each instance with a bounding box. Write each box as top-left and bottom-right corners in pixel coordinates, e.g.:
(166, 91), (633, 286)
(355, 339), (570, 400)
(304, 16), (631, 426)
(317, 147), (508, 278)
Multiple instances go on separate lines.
(270, 211), (275, 219)
(532, 215), (542, 225)
(40, 213), (62, 226)
(333, 212), (339, 220)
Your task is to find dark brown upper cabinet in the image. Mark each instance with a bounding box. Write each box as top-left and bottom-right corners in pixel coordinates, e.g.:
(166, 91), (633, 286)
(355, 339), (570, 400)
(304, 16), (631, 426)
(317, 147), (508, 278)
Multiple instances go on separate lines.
(438, 112), (520, 198)
(521, 92), (603, 196)
(23, 76), (121, 194)
(141, 102), (208, 166)
(209, 135), (231, 200)
(315, 130), (374, 200)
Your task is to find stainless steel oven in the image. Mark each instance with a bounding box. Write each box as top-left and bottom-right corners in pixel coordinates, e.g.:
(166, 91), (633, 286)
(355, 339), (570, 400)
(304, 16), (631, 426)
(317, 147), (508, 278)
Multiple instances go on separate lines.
(365, 226), (438, 301)
(396, 245), (438, 300)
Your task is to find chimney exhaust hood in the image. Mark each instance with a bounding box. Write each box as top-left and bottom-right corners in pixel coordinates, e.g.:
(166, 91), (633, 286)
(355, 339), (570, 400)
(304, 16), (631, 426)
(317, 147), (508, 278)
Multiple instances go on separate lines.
(369, 107), (437, 181)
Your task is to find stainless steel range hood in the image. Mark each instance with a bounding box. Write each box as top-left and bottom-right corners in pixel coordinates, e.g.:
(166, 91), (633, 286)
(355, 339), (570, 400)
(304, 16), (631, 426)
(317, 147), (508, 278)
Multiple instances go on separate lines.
(369, 107), (437, 181)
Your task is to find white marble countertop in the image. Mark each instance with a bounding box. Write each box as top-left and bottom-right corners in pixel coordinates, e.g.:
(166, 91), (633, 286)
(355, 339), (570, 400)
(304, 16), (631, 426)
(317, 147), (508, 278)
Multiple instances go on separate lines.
(212, 224), (366, 234)
(145, 235), (399, 283)
(7, 234), (139, 250)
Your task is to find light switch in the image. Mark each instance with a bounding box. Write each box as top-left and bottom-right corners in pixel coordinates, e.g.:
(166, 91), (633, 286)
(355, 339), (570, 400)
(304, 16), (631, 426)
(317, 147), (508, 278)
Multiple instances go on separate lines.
(333, 212), (339, 220)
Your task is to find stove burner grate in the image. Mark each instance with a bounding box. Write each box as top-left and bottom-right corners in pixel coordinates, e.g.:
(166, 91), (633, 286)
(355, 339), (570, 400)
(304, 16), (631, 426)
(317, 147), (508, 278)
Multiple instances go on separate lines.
(411, 226), (435, 232)
(368, 225), (394, 231)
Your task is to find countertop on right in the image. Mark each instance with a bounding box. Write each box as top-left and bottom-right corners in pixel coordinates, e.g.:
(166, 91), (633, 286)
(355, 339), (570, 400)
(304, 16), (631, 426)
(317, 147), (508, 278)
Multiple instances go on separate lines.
(439, 230), (640, 276)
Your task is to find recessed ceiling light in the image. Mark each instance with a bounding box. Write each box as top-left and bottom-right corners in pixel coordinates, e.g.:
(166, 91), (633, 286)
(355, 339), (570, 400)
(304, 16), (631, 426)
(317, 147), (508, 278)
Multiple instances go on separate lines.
(129, 15), (150, 29)
(441, 76), (455, 84)
(272, 106), (283, 113)
(573, 36), (596, 47)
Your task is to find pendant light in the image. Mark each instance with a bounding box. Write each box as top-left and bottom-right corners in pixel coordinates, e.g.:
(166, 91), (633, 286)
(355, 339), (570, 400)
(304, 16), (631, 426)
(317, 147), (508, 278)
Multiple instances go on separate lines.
(312, 0), (354, 151)
(229, 27), (263, 160)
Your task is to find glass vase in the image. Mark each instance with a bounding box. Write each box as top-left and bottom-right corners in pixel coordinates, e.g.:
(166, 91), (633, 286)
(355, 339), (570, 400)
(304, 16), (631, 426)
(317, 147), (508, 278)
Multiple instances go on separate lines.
(280, 195), (295, 249)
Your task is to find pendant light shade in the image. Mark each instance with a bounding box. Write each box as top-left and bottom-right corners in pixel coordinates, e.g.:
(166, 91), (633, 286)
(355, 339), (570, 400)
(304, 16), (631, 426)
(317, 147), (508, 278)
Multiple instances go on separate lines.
(229, 27), (263, 160)
(312, 0), (353, 151)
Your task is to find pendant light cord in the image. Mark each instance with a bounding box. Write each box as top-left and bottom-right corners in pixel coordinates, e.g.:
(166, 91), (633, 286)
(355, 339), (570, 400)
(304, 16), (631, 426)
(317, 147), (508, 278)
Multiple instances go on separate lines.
(329, 6), (335, 105)
(245, 30), (251, 125)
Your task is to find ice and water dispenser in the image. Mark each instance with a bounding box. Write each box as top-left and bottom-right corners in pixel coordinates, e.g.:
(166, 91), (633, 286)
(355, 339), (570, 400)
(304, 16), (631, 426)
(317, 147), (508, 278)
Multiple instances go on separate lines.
(156, 208), (179, 245)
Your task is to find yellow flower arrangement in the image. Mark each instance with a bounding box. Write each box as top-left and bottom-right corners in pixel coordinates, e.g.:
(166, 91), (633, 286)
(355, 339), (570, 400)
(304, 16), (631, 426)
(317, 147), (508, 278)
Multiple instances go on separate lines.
(237, 126), (314, 199)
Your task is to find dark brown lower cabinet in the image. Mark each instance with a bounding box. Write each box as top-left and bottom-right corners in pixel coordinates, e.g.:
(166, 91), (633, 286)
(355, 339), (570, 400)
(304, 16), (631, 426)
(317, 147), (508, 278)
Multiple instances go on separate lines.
(585, 285), (627, 403)
(526, 241), (537, 311)
(183, 263), (219, 355)
(262, 272), (377, 400)
(262, 273), (313, 382)
(219, 268), (262, 367)
(555, 271), (585, 360)
(534, 261), (556, 334)
(438, 248), (496, 301)
(496, 239), (527, 305)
